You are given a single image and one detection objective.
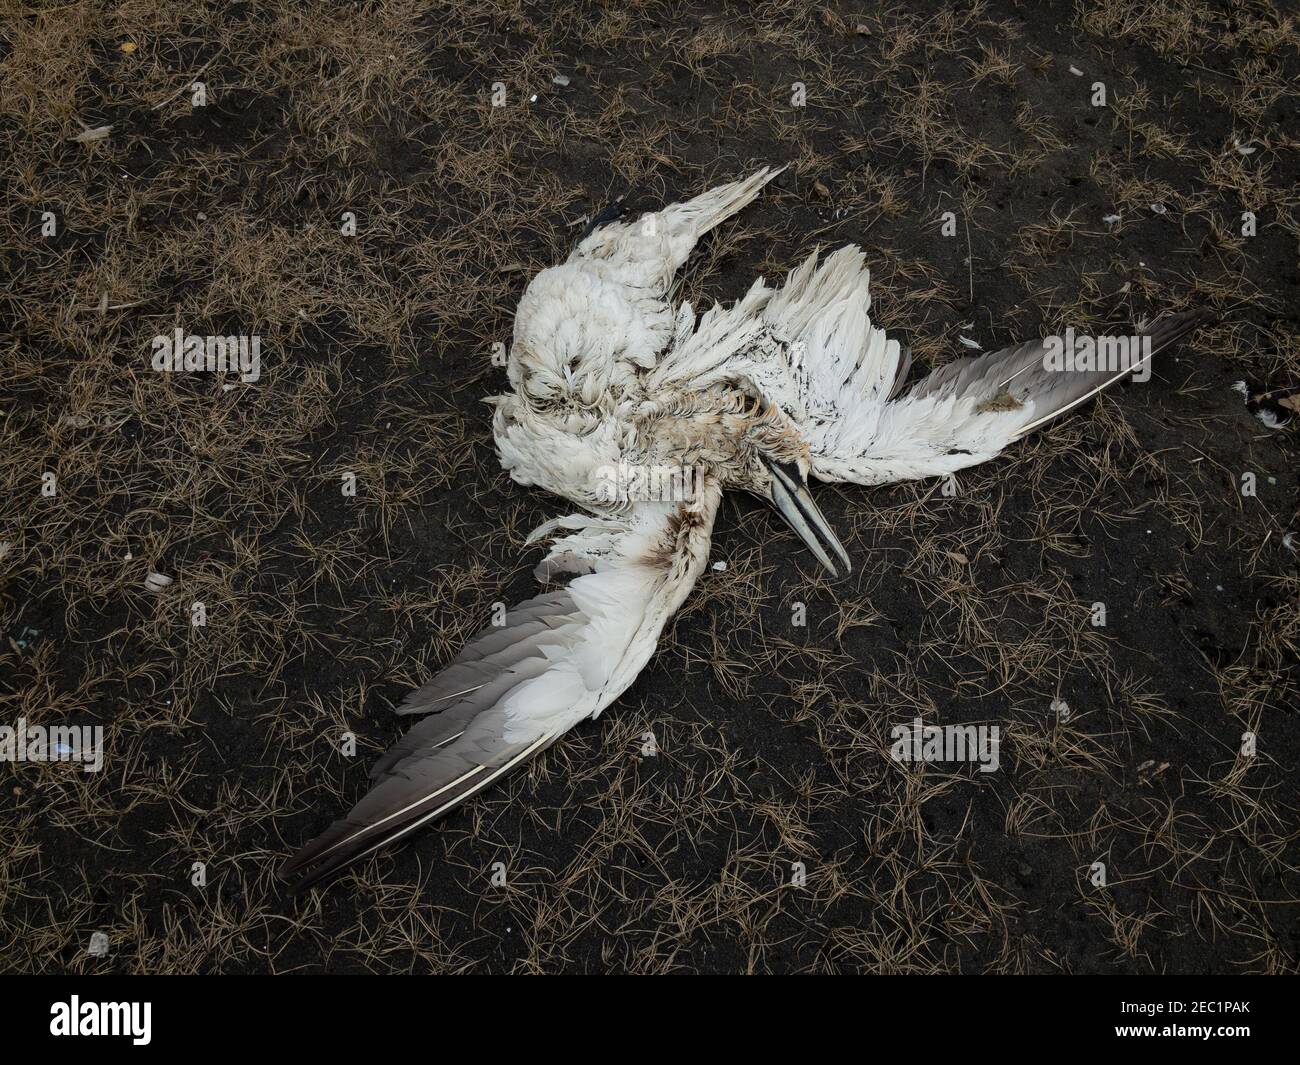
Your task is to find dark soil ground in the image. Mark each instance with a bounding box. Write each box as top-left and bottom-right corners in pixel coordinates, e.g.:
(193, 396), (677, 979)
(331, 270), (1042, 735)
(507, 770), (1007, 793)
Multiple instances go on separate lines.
(2, 0), (1297, 973)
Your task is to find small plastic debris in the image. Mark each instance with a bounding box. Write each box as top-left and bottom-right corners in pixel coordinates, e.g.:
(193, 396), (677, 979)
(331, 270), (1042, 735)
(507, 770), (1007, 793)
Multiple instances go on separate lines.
(1137, 759), (1169, 784)
(143, 571), (173, 592)
(87, 932), (110, 957)
(552, 74), (570, 87)
(855, 23), (871, 36)
(73, 124), (112, 143)
(958, 335), (982, 350)
(711, 561), (727, 571)
(1068, 64), (1083, 76)
(1150, 203), (1168, 215)
(1233, 138), (1257, 155)
(1102, 213), (1121, 225)
(528, 93), (538, 103)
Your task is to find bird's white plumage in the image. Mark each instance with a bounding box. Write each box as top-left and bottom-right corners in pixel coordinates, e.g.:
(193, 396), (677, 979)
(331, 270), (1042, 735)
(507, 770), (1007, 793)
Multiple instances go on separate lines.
(282, 167), (1207, 890)
(500, 486), (721, 741)
(510, 166), (785, 406)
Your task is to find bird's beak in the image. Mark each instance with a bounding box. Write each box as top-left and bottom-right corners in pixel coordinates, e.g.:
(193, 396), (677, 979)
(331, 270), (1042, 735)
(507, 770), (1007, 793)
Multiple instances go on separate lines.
(761, 457), (851, 578)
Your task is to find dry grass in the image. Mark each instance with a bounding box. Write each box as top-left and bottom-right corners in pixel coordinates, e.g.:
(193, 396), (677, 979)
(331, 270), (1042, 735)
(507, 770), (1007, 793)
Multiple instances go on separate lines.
(1, 0), (1297, 973)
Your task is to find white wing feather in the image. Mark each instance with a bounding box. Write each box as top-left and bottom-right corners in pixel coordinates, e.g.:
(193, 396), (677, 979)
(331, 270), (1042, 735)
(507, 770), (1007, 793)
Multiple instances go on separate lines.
(280, 485), (720, 890)
(712, 248), (1206, 486)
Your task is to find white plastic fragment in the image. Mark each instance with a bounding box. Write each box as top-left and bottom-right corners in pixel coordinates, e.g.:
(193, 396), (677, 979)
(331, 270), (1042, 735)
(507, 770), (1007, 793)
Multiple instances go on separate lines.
(143, 571), (173, 592)
(73, 125), (112, 143)
(552, 74), (570, 87)
(1068, 65), (1083, 76)
(958, 335), (982, 350)
(1150, 203), (1168, 215)
(711, 561), (727, 571)
(87, 932), (110, 957)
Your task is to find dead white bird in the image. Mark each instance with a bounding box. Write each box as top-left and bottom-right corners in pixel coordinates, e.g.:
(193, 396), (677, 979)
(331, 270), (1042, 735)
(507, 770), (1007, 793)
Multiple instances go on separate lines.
(281, 168), (1210, 890)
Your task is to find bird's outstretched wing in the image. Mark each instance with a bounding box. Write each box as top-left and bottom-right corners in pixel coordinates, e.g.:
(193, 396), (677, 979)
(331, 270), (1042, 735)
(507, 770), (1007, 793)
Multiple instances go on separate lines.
(508, 167), (783, 403)
(810, 309), (1213, 486)
(745, 247), (1212, 486)
(279, 483), (721, 892)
